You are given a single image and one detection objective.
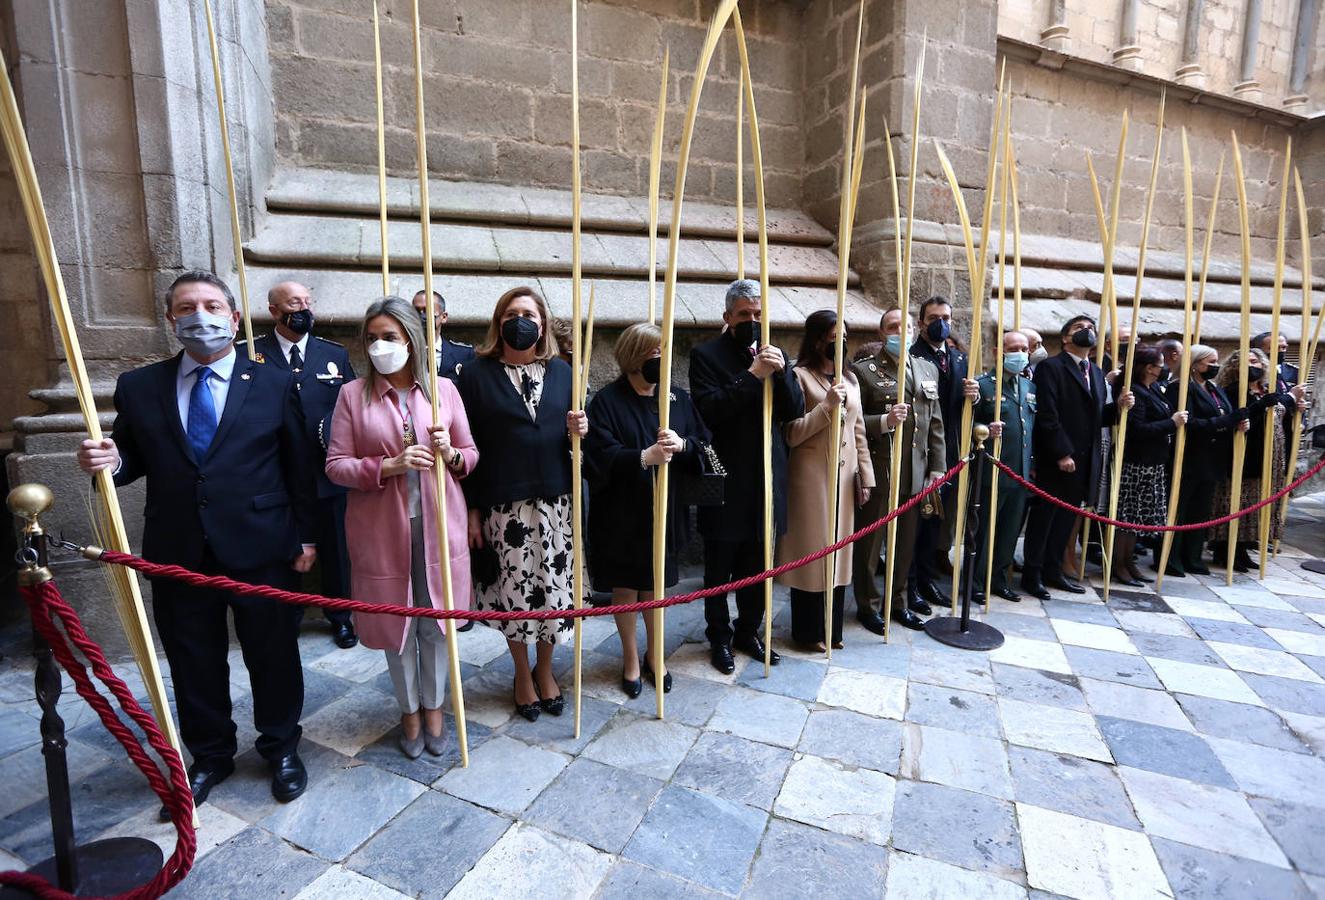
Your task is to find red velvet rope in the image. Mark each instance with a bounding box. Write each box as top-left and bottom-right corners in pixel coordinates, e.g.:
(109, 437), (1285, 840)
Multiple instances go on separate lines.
(94, 461), (968, 622)
(988, 453), (1325, 532)
(0, 581), (196, 900)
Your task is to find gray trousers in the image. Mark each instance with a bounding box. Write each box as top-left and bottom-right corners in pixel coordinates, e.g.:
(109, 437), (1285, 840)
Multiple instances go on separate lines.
(385, 516), (449, 714)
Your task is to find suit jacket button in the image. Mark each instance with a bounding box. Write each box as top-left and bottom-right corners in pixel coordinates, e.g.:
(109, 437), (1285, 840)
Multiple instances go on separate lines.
(199, 499), (208, 508)
(196, 475), (206, 484)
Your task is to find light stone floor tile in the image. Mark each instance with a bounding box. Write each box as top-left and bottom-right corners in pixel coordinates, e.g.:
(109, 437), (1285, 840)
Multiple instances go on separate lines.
(707, 686), (808, 748)
(1051, 620), (1140, 655)
(1111, 610), (1196, 638)
(1267, 627), (1325, 657)
(94, 800), (248, 864)
(908, 645), (997, 694)
(1080, 678), (1194, 731)
(663, 640), (751, 684)
(1164, 596), (1250, 624)
(579, 710), (699, 780)
(988, 636), (1073, 675)
(299, 686), (402, 756)
(1118, 766), (1289, 868)
(902, 723), (1014, 800)
(1262, 577), (1325, 599)
(1017, 803), (1173, 900)
(773, 754), (895, 845)
(815, 667), (907, 720)
(454, 621), (519, 667)
(308, 644), (390, 683)
(1207, 736), (1325, 806)
(1147, 657), (1265, 706)
(885, 851), (1029, 900)
(998, 698), (1112, 762)
(1281, 710), (1325, 755)
(1208, 584), (1295, 610)
(1208, 641), (1325, 683)
(437, 735), (568, 814)
(446, 823), (613, 900)
(292, 866), (412, 900)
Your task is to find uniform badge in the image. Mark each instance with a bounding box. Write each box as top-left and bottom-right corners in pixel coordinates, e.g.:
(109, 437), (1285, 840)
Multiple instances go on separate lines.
(252, 352), (265, 364)
(316, 360), (344, 382)
(868, 363), (877, 372)
(240, 372), (252, 381)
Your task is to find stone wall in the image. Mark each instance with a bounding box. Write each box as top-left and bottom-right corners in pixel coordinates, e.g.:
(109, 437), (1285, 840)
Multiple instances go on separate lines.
(265, 0), (805, 206)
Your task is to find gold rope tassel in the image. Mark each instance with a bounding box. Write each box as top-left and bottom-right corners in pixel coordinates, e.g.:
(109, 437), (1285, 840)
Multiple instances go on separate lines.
(1227, 133), (1254, 585)
(1257, 139), (1292, 578)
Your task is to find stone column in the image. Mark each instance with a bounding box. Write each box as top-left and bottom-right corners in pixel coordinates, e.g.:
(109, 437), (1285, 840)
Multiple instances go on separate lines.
(1040, 0), (1071, 53)
(1174, 0), (1207, 87)
(1113, 0), (1144, 70)
(1283, 0), (1318, 109)
(1233, 0), (1264, 101)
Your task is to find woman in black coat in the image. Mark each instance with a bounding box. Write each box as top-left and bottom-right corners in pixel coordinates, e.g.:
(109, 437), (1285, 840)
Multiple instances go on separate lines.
(585, 323), (710, 698)
(1162, 345), (1249, 575)
(1114, 346), (1188, 586)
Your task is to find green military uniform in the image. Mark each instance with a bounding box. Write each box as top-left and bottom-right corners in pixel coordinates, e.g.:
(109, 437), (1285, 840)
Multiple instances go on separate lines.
(850, 347), (946, 618)
(973, 369), (1036, 595)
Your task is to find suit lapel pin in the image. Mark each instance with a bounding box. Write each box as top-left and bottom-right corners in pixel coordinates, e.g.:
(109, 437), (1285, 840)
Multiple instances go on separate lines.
(240, 372), (252, 381)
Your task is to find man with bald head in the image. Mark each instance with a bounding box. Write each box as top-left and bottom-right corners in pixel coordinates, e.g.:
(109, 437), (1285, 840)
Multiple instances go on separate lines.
(1023, 328), (1045, 375)
(255, 281), (358, 649)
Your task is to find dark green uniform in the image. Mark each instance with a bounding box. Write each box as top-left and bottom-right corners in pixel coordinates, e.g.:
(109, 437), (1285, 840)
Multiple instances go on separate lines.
(974, 369), (1035, 594)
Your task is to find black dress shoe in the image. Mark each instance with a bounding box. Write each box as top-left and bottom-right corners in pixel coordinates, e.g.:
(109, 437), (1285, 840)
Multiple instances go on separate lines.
(1113, 573), (1145, 588)
(733, 632), (780, 666)
(536, 686), (565, 716)
(1044, 576), (1086, 595)
(161, 759), (234, 820)
(916, 580), (947, 609)
(1186, 562), (1211, 576)
(642, 658), (672, 694)
(891, 608), (926, 631)
(515, 700), (541, 721)
(457, 621), (474, 632)
(621, 671), (643, 699)
(1019, 575), (1051, 601)
(906, 587), (933, 617)
(711, 642), (736, 674)
(993, 586), (1021, 602)
(972, 589), (986, 605)
(856, 612), (886, 636)
(270, 752), (307, 803)
(332, 621), (359, 649)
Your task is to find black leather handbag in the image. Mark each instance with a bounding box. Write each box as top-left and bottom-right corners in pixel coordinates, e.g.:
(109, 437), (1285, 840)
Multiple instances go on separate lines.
(679, 443), (727, 507)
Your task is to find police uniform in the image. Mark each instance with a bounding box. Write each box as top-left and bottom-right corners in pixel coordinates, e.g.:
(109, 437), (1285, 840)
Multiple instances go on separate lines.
(437, 337), (475, 381)
(973, 369), (1035, 597)
(850, 348), (945, 623)
(253, 332), (356, 633)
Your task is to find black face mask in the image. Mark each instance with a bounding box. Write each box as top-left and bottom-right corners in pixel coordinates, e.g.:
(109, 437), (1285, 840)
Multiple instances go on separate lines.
(640, 357), (662, 385)
(501, 315), (540, 351)
(1070, 328), (1097, 349)
(1202, 363), (1220, 381)
(282, 309), (314, 335)
(731, 319), (759, 348)
(1159, 365), (1171, 382)
(926, 319), (950, 343)
(1247, 366), (1265, 383)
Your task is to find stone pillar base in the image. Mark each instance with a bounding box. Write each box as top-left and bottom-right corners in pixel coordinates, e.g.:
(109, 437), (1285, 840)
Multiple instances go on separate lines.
(1113, 45), (1143, 71)
(1174, 63), (1206, 88)
(1233, 80), (1263, 102)
(1039, 24), (1071, 53)
(1283, 93), (1308, 110)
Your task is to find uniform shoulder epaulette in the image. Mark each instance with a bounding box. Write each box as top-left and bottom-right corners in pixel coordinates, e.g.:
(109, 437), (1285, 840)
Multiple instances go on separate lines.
(450, 339), (473, 348)
(314, 335), (345, 347)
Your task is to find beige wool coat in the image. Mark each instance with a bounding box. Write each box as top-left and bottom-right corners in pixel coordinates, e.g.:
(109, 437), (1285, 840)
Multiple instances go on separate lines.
(776, 366), (875, 591)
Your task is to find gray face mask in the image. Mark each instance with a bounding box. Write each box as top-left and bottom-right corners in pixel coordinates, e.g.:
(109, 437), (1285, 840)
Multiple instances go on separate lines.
(174, 310), (235, 357)
(1029, 346), (1048, 366)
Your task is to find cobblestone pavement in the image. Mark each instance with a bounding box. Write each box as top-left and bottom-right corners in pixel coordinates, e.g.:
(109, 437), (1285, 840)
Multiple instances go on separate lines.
(2, 498), (1325, 898)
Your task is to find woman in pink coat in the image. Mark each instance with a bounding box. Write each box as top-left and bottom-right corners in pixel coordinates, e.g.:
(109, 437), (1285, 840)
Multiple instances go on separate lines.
(326, 296), (476, 759)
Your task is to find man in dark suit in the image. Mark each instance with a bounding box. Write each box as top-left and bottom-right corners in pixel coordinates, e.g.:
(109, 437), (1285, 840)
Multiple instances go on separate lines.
(413, 289), (474, 380)
(908, 296), (980, 607)
(1020, 314), (1134, 600)
(78, 270), (317, 812)
(689, 279), (804, 673)
(255, 280), (357, 649)
(1253, 331), (1298, 390)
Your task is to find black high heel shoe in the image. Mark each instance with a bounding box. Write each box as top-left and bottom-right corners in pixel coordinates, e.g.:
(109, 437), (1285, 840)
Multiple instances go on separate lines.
(621, 671), (643, 699)
(536, 683), (565, 716)
(642, 657), (672, 694)
(514, 677), (540, 722)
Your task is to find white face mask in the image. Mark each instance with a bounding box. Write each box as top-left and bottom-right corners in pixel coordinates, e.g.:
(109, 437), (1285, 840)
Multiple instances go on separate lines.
(368, 339), (410, 375)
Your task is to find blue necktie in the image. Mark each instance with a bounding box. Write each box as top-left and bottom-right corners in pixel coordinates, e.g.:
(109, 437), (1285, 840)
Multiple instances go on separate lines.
(187, 366), (218, 460)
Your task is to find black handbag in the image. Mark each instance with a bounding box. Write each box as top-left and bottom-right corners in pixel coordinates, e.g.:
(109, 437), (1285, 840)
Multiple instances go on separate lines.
(679, 443), (727, 507)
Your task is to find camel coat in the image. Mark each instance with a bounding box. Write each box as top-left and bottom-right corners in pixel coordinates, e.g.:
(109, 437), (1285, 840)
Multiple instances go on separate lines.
(776, 366), (874, 591)
(325, 377), (476, 652)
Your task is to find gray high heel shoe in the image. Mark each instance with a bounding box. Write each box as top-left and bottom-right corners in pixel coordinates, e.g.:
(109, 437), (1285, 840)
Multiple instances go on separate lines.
(399, 729), (425, 759)
(424, 727), (447, 757)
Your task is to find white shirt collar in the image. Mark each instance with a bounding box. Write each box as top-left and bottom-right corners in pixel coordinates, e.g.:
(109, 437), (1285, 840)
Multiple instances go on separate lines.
(180, 347), (237, 382)
(275, 331), (309, 362)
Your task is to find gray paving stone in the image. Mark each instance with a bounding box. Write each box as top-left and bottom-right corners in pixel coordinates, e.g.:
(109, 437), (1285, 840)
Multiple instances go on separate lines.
(707, 686), (808, 748)
(1249, 797), (1325, 876)
(1242, 672), (1325, 717)
(991, 664), (1087, 710)
(1150, 836), (1311, 900)
(797, 707), (903, 775)
(905, 682), (1002, 738)
(1063, 646), (1162, 688)
(619, 671), (726, 727)
(581, 709), (700, 779)
(1042, 599), (1117, 626)
(984, 612), (1059, 642)
(502, 694), (617, 755)
(1128, 632), (1225, 666)
(887, 851), (1030, 898)
(1208, 736), (1325, 805)
(736, 655), (826, 701)
(774, 754), (896, 845)
(623, 784), (766, 895)
(355, 715), (494, 785)
(1007, 745), (1140, 830)
(1238, 606), (1325, 633)
(908, 644), (996, 694)
(172, 826), (328, 899)
(208, 741), (354, 824)
(1186, 618), (1283, 649)
(594, 860), (721, 899)
(261, 763), (426, 861)
(903, 723), (1014, 799)
(821, 637), (911, 679)
(1297, 654), (1325, 680)
(672, 731), (792, 811)
(1095, 716), (1236, 788)
(746, 818), (890, 899)
(890, 780), (1023, 879)
(1105, 590), (1173, 614)
(347, 792), (508, 899)
(1174, 694), (1309, 753)
(1153, 578), (1222, 600)
(436, 734), (568, 814)
(523, 758), (663, 854)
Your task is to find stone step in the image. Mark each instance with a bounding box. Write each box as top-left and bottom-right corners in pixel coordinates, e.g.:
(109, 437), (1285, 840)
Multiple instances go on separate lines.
(265, 167), (834, 246)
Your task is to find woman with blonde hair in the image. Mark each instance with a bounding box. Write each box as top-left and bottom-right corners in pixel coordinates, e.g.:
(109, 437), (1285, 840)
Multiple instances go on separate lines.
(326, 296), (475, 758)
(456, 286), (588, 721)
(584, 322), (709, 696)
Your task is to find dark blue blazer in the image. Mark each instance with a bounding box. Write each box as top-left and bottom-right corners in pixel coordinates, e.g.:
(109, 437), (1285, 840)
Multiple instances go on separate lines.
(1031, 350), (1120, 505)
(253, 333), (355, 499)
(438, 338), (476, 382)
(110, 351), (318, 572)
(911, 337), (969, 469)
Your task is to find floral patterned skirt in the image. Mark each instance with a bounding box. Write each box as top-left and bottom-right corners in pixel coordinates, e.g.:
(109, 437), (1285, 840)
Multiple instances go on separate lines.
(475, 495), (575, 645)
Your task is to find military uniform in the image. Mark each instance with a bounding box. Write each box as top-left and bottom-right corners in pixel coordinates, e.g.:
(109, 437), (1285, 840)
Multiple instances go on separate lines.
(973, 369), (1035, 595)
(850, 348), (946, 619)
(437, 338), (475, 381)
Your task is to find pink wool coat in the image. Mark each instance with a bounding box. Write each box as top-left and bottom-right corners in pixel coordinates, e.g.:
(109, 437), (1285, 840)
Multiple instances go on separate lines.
(325, 377), (476, 652)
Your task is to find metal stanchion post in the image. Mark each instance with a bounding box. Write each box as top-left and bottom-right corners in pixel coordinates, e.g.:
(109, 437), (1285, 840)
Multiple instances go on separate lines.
(924, 427), (1006, 650)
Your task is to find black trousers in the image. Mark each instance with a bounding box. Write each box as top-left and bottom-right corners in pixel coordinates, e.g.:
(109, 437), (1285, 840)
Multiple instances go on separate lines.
(1175, 477), (1217, 567)
(703, 537), (768, 645)
(150, 550), (304, 767)
(310, 493), (352, 627)
(789, 586), (844, 645)
(1022, 479), (1084, 584)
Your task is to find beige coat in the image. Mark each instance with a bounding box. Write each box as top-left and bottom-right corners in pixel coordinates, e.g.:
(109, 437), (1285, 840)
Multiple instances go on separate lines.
(776, 366), (875, 591)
